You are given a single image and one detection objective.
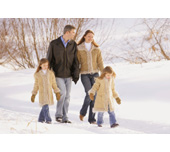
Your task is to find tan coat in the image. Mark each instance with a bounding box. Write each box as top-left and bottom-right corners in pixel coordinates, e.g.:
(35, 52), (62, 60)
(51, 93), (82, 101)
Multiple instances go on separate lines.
(89, 77), (119, 112)
(77, 42), (104, 74)
(32, 69), (60, 107)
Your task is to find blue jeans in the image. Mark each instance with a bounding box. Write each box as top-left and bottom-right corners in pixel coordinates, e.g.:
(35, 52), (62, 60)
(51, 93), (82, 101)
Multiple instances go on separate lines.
(55, 77), (72, 122)
(80, 73), (99, 123)
(97, 108), (117, 126)
(38, 104), (52, 123)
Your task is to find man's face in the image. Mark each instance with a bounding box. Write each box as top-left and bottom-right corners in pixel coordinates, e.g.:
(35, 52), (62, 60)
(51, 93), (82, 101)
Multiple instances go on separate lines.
(68, 29), (76, 40)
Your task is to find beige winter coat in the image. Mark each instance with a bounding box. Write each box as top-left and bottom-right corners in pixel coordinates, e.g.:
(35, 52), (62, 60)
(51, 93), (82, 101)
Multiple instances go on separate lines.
(32, 69), (60, 107)
(77, 42), (104, 74)
(89, 77), (119, 112)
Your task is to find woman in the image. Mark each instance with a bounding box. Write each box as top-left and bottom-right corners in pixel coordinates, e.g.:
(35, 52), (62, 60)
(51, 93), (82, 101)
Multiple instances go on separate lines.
(77, 30), (104, 124)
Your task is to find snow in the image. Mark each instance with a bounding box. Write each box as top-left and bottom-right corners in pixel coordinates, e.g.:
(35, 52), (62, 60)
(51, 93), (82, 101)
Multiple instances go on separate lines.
(0, 61), (170, 134)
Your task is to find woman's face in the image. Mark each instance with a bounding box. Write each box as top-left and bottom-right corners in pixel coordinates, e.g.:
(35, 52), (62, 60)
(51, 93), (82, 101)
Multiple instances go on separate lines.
(84, 33), (94, 43)
(41, 62), (48, 70)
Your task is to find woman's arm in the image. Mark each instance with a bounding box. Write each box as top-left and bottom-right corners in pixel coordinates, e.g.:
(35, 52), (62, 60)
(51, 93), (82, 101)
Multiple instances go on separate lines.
(97, 49), (104, 72)
(77, 50), (81, 63)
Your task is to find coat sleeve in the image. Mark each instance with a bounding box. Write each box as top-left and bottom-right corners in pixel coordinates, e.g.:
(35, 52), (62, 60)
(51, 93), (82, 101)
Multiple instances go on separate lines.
(88, 78), (100, 95)
(97, 49), (104, 72)
(112, 79), (119, 98)
(71, 43), (80, 80)
(46, 42), (54, 69)
(51, 71), (60, 93)
(77, 50), (81, 70)
(77, 50), (81, 63)
(32, 74), (39, 95)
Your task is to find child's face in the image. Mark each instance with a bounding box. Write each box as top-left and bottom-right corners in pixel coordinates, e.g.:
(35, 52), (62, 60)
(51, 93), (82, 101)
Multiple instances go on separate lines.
(105, 73), (112, 79)
(41, 62), (48, 70)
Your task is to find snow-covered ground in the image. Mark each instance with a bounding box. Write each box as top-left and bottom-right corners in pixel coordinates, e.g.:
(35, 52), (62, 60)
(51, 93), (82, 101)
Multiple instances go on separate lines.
(0, 61), (170, 134)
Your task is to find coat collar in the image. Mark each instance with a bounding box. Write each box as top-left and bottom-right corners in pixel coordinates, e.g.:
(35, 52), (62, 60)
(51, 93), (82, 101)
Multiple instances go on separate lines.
(77, 42), (99, 51)
(55, 36), (74, 46)
(39, 69), (49, 76)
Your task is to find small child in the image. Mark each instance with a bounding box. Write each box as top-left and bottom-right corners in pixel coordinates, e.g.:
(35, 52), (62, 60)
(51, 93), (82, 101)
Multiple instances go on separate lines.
(89, 66), (121, 128)
(31, 58), (61, 124)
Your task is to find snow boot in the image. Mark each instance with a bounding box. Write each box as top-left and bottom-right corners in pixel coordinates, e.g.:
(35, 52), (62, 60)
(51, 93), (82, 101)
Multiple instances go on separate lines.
(56, 117), (62, 122)
(79, 114), (84, 121)
(111, 123), (119, 128)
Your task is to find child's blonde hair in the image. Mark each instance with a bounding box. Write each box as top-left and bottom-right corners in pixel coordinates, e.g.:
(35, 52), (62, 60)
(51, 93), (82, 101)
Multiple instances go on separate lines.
(35, 58), (50, 73)
(98, 66), (116, 79)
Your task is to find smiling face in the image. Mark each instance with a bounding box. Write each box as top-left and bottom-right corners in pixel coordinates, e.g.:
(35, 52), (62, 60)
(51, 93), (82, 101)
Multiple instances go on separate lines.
(40, 62), (49, 70)
(84, 32), (94, 43)
(105, 73), (112, 79)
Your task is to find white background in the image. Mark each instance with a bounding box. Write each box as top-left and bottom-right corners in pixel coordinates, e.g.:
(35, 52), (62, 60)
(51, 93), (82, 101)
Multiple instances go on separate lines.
(0, 0), (170, 152)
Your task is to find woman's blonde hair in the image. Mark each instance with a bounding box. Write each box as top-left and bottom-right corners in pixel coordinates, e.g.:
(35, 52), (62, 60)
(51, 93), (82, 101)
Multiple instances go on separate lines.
(35, 58), (50, 73)
(77, 30), (99, 47)
(98, 66), (116, 79)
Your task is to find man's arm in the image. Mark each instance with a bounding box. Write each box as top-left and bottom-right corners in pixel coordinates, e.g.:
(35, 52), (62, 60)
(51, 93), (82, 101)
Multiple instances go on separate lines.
(71, 43), (80, 84)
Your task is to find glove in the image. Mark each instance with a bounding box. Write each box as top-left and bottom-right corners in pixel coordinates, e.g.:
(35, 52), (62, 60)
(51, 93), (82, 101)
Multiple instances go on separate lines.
(56, 92), (61, 101)
(89, 93), (94, 101)
(31, 94), (36, 103)
(116, 97), (121, 104)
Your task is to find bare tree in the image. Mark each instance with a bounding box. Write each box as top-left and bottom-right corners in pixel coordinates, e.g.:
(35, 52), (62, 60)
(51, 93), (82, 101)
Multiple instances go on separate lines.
(0, 18), (116, 69)
(118, 18), (170, 64)
(144, 18), (170, 60)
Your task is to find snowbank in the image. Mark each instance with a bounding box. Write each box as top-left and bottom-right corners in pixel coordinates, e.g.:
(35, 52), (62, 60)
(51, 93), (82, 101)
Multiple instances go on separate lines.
(0, 61), (170, 134)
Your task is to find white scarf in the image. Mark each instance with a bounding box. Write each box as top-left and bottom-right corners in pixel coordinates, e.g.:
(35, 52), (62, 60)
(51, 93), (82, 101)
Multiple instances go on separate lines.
(84, 42), (92, 51)
(42, 69), (47, 74)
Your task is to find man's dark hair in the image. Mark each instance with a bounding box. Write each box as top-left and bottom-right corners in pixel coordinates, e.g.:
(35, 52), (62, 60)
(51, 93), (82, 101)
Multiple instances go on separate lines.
(64, 25), (76, 34)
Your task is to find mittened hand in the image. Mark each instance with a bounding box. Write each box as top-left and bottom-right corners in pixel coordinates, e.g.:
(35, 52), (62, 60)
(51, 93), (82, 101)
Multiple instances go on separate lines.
(89, 93), (94, 101)
(116, 97), (121, 104)
(31, 94), (36, 103)
(56, 92), (61, 101)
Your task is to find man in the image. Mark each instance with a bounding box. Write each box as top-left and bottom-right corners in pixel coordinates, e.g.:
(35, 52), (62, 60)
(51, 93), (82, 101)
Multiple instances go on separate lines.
(47, 25), (79, 123)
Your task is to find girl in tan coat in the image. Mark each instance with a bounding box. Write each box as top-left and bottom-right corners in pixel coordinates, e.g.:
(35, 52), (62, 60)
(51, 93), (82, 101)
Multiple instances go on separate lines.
(31, 58), (60, 124)
(89, 66), (121, 128)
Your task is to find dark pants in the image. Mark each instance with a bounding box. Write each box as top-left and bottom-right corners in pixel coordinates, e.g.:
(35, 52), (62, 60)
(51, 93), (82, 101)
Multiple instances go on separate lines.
(38, 104), (52, 123)
(80, 73), (99, 123)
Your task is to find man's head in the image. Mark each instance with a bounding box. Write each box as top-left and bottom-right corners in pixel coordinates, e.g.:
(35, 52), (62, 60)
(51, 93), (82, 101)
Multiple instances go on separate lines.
(63, 25), (76, 40)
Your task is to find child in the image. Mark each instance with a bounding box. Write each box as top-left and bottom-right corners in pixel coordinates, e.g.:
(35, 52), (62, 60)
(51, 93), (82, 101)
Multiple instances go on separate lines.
(31, 58), (61, 124)
(89, 66), (121, 128)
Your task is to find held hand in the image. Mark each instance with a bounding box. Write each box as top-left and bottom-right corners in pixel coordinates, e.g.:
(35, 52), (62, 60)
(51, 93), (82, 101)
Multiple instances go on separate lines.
(116, 97), (121, 105)
(73, 77), (79, 84)
(56, 92), (61, 101)
(31, 94), (36, 103)
(89, 93), (94, 101)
